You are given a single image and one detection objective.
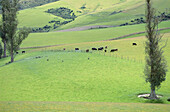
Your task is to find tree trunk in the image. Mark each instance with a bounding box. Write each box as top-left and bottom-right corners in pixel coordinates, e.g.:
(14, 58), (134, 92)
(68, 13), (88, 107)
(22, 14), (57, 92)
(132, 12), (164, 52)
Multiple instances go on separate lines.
(150, 86), (157, 99)
(11, 42), (14, 62)
(11, 50), (14, 62)
(3, 40), (7, 58)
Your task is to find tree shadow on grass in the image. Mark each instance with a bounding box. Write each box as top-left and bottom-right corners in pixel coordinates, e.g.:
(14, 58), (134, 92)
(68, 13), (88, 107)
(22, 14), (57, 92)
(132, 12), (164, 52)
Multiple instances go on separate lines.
(144, 99), (165, 104)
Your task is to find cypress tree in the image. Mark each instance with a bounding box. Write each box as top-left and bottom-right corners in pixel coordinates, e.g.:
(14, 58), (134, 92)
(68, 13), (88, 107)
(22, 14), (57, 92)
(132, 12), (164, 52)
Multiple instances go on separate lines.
(145, 0), (168, 99)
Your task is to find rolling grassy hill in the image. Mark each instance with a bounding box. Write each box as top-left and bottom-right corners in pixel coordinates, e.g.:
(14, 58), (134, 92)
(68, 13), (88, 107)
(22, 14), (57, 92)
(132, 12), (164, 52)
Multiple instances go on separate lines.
(0, 0), (170, 111)
(17, 0), (170, 30)
(0, 34), (170, 103)
(0, 33), (170, 111)
(20, 20), (170, 48)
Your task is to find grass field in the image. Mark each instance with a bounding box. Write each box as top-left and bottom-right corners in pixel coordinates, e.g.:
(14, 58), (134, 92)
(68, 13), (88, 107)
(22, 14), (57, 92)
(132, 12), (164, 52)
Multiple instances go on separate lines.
(1, 0), (170, 111)
(1, 33), (170, 102)
(20, 20), (170, 48)
(0, 33), (170, 111)
(16, 0), (170, 29)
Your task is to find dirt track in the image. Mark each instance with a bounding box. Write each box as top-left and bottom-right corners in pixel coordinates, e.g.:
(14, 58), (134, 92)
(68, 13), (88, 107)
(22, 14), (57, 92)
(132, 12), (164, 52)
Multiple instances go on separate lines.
(55, 25), (116, 32)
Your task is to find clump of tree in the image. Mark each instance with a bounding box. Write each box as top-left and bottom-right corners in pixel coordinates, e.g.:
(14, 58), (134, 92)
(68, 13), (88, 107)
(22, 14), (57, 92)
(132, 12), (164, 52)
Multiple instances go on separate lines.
(31, 19), (74, 33)
(0, 0), (30, 62)
(0, 42), (2, 59)
(46, 7), (77, 20)
(120, 9), (170, 27)
(80, 4), (86, 9)
(110, 10), (122, 15)
(144, 0), (168, 99)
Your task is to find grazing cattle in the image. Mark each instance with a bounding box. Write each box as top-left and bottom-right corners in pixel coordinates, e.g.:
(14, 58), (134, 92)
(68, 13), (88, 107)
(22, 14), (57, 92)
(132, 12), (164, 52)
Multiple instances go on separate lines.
(98, 47), (104, 50)
(110, 49), (118, 52)
(167, 98), (170, 101)
(92, 48), (97, 50)
(105, 46), (107, 49)
(133, 43), (137, 45)
(16, 52), (19, 54)
(104, 50), (107, 52)
(22, 51), (25, 53)
(75, 48), (79, 50)
(86, 49), (89, 52)
(63, 48), (66, 50)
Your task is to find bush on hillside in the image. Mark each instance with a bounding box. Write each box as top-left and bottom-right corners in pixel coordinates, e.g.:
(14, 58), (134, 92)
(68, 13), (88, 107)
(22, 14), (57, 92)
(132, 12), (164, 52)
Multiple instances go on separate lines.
(45, 7), (77, 20)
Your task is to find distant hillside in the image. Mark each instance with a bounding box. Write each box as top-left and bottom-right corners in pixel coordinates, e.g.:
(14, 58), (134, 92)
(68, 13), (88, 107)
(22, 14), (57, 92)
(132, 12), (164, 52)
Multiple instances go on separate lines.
(18, 0), (59, 10)
(16, 0), (170, 31)
(0, 0), (59, 11)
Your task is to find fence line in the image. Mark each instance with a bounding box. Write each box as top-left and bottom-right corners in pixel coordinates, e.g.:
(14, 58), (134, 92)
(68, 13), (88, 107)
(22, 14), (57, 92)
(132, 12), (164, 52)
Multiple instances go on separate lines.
(45, 49), (144, 64)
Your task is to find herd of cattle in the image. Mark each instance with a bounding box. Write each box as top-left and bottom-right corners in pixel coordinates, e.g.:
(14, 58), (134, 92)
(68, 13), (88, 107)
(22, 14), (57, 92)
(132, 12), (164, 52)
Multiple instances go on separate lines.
(64, 43), (137, 53)
(16, 43), (137, 54)
(71, 46), (118, 53)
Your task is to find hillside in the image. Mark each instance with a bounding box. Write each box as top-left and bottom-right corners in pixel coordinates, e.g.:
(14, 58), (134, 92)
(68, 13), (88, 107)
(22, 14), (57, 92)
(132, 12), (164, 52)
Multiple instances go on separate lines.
(0, 0), (170, 111)
(0, 0), (59, 11)
(17, 0), (170, 31)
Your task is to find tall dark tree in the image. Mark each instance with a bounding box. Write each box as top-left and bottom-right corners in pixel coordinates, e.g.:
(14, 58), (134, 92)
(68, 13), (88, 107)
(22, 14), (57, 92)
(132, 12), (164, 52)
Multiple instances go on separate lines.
(1, 0), (30, 62)
(145, 0), (168, 99)
(0, 0), (10, 58)
(0, 42), (2, 59)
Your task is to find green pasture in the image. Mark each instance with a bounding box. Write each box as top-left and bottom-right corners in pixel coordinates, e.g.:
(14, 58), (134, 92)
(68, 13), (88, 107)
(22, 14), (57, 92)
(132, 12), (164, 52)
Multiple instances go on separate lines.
(1, 33), (170, 103)
(0, 50), (170, 103)
(21, 21), (170, 48)
(0, 33), (170, 111)
(15, 0), (170, 30)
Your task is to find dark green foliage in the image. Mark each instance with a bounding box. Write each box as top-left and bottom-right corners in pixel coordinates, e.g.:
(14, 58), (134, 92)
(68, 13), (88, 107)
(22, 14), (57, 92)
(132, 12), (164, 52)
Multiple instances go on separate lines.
(110, 10), (122, 15)
(144, 0), (167, 99)
(0, 42), (2, 58)
(12, 27), (31, 52)
(1, 0), (30, 62)
(46, 7), (77, 20)
(80, 4), (86, 9)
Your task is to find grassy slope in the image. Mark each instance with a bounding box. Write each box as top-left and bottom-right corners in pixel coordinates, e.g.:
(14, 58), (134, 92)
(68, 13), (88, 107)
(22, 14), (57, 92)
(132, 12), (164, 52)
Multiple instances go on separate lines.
(21, 20), (170, 48)
(17, 0), (170, 30)
(0, 34), (170, 103)
(18, 0), (122, 27)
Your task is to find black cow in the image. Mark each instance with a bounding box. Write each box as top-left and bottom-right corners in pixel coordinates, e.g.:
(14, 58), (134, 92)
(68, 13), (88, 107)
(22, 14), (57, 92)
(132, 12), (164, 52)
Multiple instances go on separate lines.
(86, 49), (89, 52)
(167, 98), (170, 102)
(22, 51), (25, 53)
(92, 48), (97, 50)
(98, 47), (104, 50)
(75, 48), (79, 50)
(104, 50), (107, 52)
(16, 52), (19, 54)
(63, 48), (66, 50)
(133, 43), (137, 45)
(110, 49), (118, 52)
(105, 46), (107, 49)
